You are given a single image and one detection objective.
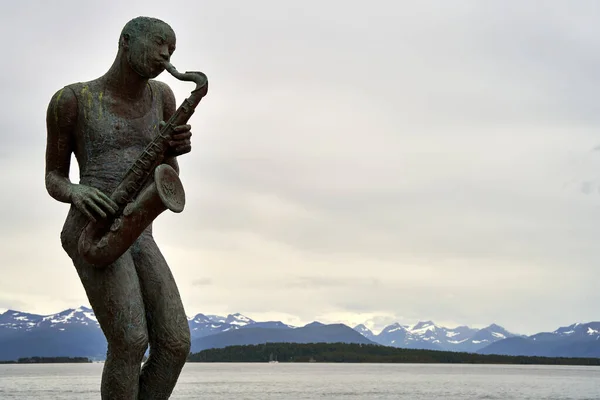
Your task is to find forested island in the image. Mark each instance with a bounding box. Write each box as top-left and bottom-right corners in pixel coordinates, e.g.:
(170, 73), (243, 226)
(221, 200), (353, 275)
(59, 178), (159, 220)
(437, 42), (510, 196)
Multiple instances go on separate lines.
(188, 342), (600, 366)
(0, 356), (92, 364)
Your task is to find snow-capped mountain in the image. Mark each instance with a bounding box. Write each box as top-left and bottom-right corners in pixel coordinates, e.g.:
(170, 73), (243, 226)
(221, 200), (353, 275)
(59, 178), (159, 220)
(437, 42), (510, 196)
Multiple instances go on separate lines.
(0, 306), (98, 333)
(551, 322), (600, 340)
(353, 324), (376, 341)
(226, 313), (255, 326)
(354, 320), (517, 352)
(188, 313), (227, 338)
(1, 307), (261, 341)
(187, 313), (212, 325)
(0, 310), (44, 334)
(464, 324), (513, 349)
(38, 306), (99, 328)
(0, 306), (105, 361)
(188, 312), (256, 339)
(375, 323), (409, 347)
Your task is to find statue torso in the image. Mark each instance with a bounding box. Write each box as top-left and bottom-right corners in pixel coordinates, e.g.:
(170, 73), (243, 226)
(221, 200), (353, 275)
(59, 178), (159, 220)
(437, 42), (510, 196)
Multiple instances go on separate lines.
(67, 79), (164, 195)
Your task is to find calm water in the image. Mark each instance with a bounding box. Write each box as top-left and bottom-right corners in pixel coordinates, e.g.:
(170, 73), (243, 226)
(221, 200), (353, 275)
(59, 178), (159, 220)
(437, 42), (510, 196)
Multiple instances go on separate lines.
(0, 363), (599, 399)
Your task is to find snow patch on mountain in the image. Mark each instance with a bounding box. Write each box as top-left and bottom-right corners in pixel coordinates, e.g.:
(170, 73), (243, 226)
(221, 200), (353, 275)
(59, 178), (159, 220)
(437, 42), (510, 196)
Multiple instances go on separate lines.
(188, 313), (211, 323)
(411, 321), (437, 335)
(40, 307), (99, 327)
(387, 325), (406, 333)
(587, 327), (599, 335)
(0, 311), (41, 330)
(225, 313), (254, 326)
(206, 315), (227, 323)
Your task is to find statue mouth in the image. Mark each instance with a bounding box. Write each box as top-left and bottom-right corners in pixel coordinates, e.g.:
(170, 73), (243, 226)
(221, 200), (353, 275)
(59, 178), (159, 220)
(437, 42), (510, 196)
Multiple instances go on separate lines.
(150, 61), (167, 76)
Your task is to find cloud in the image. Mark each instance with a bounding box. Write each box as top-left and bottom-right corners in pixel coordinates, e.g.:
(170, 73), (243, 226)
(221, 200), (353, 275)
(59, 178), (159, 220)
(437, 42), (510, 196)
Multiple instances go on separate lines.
(192, 278), (213, 287)
(285, 276), (382, 290)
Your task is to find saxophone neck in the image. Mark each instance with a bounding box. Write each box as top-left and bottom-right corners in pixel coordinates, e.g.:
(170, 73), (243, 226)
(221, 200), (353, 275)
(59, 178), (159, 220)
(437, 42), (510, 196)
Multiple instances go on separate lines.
(164, 62), (208, 92)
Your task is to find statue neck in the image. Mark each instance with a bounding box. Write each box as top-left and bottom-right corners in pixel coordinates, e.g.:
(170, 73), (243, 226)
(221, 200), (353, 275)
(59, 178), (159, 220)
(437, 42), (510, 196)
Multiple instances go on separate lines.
(103, 53), (149, 100)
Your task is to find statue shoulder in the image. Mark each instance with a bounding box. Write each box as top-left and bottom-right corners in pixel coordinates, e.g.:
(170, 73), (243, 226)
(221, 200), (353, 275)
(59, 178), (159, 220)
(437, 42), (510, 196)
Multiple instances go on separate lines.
(151, 80), (175, 102)
(47, 84), (80, 130)
(151, 79), (176, 118)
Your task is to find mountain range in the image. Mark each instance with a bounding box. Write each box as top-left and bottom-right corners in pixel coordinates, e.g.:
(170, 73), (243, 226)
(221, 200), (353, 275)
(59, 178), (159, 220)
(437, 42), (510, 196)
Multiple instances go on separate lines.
(354, 321), (517, 353)
(478, 322), (600, 358)
(1, 307), (598, 360)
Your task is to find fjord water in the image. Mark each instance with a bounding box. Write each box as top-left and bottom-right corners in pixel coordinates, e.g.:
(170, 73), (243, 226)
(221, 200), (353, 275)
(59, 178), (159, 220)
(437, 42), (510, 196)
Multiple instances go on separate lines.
(1, 363), (598, 399)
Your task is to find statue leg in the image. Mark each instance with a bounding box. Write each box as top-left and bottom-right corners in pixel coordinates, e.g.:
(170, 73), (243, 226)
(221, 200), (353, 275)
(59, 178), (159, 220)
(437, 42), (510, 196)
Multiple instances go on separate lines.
(130, 231), (191, 400)
(74, 251), (149, 400)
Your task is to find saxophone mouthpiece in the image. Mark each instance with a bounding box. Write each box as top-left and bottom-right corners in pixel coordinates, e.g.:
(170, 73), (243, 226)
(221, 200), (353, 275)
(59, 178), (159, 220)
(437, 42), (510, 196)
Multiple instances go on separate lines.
(164, 62), (177, 75)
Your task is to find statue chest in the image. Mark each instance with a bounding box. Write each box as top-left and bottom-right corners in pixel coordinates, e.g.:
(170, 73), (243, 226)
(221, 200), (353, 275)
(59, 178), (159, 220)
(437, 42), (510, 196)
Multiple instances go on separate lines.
(72, 84), (163, 166)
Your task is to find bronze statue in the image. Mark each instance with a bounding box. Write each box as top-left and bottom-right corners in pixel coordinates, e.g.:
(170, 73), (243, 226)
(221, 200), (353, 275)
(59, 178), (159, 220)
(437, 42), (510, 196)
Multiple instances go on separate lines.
(44, 16), (208, 399)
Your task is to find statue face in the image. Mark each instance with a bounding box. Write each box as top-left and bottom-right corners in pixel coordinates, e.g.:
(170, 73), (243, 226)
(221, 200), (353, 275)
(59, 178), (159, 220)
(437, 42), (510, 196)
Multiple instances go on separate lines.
(126, 23), (176, 79)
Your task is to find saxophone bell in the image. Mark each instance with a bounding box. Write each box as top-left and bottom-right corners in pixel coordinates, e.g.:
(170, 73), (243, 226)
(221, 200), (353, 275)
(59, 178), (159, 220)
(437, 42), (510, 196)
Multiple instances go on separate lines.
(78, 164), (185, 268)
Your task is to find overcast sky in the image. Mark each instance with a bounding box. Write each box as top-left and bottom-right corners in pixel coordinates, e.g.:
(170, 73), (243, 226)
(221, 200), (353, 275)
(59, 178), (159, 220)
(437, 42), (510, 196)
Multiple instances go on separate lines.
(1, 0), (599, 335)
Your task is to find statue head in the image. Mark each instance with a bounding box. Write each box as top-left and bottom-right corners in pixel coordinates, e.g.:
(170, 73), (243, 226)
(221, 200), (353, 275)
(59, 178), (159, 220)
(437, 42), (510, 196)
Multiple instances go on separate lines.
(118, 16), (176, 79)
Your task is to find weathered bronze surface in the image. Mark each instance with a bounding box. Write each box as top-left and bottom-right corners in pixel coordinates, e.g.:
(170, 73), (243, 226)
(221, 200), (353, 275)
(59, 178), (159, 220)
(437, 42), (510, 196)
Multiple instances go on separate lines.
(45, 16), (208, 399)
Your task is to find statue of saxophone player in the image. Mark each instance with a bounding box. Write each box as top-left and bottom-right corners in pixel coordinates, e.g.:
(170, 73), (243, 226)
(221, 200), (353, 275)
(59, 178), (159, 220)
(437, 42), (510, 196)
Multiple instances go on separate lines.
(44, 16), (208, 399)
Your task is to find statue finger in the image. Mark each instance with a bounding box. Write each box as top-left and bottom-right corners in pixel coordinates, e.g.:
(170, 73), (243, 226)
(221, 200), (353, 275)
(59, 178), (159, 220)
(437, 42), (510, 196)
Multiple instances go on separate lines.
(84, 198), (107, 219)
(173, 124), (191, 132)
(94, 190), (118, 211)
(168, 139), (189, 149)
(171, 131), (192, 140)
(75, 200), (97, 223)
(92, 194), (118, 214)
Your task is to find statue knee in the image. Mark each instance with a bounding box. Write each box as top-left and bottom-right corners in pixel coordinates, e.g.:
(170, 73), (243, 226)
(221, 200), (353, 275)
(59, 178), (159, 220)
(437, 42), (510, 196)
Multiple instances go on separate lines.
(109, 329), (149, 362)
(171, 333), (192, 362)
(162, 330), (191, 363)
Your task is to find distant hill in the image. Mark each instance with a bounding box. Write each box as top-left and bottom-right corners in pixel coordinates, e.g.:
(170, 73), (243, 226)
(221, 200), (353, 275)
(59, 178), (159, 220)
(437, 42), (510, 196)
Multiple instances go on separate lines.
(191, 323), (374, 352)
(478, 322), (600, 358)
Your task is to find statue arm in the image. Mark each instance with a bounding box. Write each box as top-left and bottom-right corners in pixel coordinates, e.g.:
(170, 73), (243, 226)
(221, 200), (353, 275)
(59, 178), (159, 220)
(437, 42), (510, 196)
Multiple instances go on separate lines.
(45, 87), (78, 203)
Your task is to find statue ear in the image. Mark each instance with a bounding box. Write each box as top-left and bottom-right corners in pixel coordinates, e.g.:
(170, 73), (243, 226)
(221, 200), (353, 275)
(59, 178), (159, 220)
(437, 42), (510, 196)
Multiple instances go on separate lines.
(120, 33), (130, 49)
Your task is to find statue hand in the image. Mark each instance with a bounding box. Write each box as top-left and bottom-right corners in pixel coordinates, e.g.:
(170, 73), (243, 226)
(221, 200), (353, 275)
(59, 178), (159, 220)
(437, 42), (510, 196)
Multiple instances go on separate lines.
(70, 184), (119, 222)
(162, 121), (192, 157)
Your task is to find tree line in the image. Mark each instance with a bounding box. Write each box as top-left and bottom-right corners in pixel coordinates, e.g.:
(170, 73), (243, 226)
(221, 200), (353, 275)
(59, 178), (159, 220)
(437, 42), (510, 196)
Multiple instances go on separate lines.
(0, 356), (92, 364)
(188, 342), (600, 366)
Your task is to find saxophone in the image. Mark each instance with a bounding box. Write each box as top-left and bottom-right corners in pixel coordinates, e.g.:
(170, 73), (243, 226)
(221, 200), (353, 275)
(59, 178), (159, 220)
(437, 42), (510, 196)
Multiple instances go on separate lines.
(77, 62), (208, 268)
